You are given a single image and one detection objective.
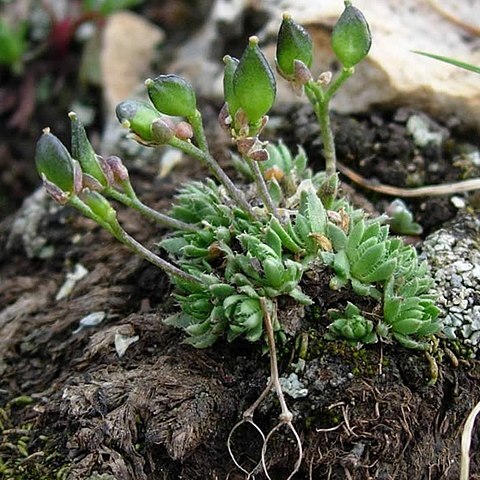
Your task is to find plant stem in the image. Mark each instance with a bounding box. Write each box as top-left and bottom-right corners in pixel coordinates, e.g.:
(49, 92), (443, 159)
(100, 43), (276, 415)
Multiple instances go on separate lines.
(316, 100), (337, 177)
(169, 136), (257, 218)
(460, 400), (480, 480)
(325, 66), (354, 101)
(259, 298), (292, 423)
(305, 67), (354, 178)
(244, 156), (280, 219)
(188, 109), (209, 152)
(111, 223), (199, 283)
(105, 187), (200, 232)
(69, 196), (199, 284)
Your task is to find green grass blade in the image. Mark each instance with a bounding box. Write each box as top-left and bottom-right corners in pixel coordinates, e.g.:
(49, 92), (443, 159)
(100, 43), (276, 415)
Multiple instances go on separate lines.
(413, 51), (480, 74)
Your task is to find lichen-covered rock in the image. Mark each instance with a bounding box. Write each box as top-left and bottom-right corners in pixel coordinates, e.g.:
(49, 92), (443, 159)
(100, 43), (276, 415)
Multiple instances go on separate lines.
(421, 212), (480, 354)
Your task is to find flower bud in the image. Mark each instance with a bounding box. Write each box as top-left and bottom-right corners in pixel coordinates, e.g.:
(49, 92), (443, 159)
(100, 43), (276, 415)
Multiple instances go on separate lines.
(174, 121), (193, 140)
(276, 13), (313, 78)
(331, 2), (371, 68)
(115, 100), (161, 142)
(105, 156), (129, 182)
(81, 189), (117, 227)
(69, 111), (107, 186)
(35, 128), (77, 195)
(233, 36), (276, 125)
(151, 118), (175, 144)
(146, 74), (197, 118)
(82, 173), (104, 192)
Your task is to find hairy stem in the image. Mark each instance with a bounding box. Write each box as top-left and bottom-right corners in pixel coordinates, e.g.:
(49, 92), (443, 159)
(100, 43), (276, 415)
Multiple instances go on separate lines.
(105, 187), (200, 232)
(305, 67), (354, 178)
(188, 109), (209, 152)
(169, 136), (257, 218)
(111, 224), (199, 283)
(245, 156), (280, 219)
(69, 196), (199, 284)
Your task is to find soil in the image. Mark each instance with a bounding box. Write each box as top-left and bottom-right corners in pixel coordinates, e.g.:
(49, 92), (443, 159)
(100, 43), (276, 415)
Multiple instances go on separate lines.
(1, 3), (480, 480)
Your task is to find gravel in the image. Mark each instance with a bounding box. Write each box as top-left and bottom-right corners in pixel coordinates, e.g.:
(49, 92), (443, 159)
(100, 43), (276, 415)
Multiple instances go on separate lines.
(421, 212), (480, 354)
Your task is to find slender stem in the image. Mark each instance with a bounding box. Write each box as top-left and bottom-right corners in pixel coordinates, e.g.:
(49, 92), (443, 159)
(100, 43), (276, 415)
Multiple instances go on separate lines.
(69, 196), (115, 235)
(324, 67), (354, 102)
(105, 187), (200, 232)
(111, 224), (199, 283)
(305, 80), (325, 104)
(243, 378), (274, 420)
(244, 156), (280, 219)
(259, 298), (292, 423)
(316, 100), (337, 177)
(305, 80), (335, 177)
(69, 196), (199, 284)
(119, 178), (138, 201)
(169, 136), (257, 218)
(305, 68), (353, 178)
(188, 109), (209, 152)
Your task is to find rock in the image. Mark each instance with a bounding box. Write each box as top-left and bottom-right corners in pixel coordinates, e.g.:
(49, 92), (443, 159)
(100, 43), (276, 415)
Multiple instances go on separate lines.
(100, 12), (164, 113)
(168, 0), (480, 128)
(99, 12), (164, 161)
(422, 212), (480, 351)
(269, 0), (480, 128)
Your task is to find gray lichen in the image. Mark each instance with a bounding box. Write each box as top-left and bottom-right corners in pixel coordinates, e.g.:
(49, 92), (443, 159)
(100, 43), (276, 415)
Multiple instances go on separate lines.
(421, 212), (480, 354)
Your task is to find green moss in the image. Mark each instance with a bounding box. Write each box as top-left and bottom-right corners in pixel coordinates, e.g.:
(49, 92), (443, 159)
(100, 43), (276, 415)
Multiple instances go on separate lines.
(304, 328), (382, 377)
(0, 398), (71, 480)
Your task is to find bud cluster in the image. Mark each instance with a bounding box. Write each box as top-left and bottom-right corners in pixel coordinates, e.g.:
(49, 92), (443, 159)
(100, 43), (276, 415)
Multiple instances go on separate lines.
(35, 114), (137, 230)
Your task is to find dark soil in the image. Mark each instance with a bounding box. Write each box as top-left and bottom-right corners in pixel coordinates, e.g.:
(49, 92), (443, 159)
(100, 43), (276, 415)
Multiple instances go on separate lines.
(1, 101), (480, 479)
(2, 2), (480, 479)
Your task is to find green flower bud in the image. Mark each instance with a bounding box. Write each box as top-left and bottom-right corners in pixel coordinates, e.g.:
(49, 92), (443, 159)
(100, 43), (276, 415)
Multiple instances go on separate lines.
(331, 2), (371, 68)
(276, 13), (313, 78)
(115, 100), (160, 142)
(222, 55), (240, 118)
(81, 190), (117, 227)
(35, 128), (76, 194)
(69, 112), (108, 186)
(146, 74), (197, 118)
(233, 36), (276, 124)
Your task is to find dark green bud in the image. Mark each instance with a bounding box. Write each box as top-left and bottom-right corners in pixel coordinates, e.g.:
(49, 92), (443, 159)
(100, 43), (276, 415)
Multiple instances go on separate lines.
(151, 118), (175, 144)
(233, 36), (276, 124)
(331, 2), (371, 68)
(146, 74), (197, 118)
(276, 13), (313, 78)
(81, 190), (117, 227)
(35, 128), (76, 194)
(115, 100), (160, 142)
(69, 112), (108, 186)
(222, 55), (240, 118)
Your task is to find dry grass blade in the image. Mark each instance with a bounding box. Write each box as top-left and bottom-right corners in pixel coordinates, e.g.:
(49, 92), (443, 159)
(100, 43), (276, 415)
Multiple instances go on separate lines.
(460, 399), (480, 480)
(337, 161), (480, 198)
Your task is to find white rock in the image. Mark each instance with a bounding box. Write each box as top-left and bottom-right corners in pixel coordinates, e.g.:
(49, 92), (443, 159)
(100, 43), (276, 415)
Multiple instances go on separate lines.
(453, 260), (473, 273)
(101, 12), (164, 112)
(169, 0), (480, 128)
